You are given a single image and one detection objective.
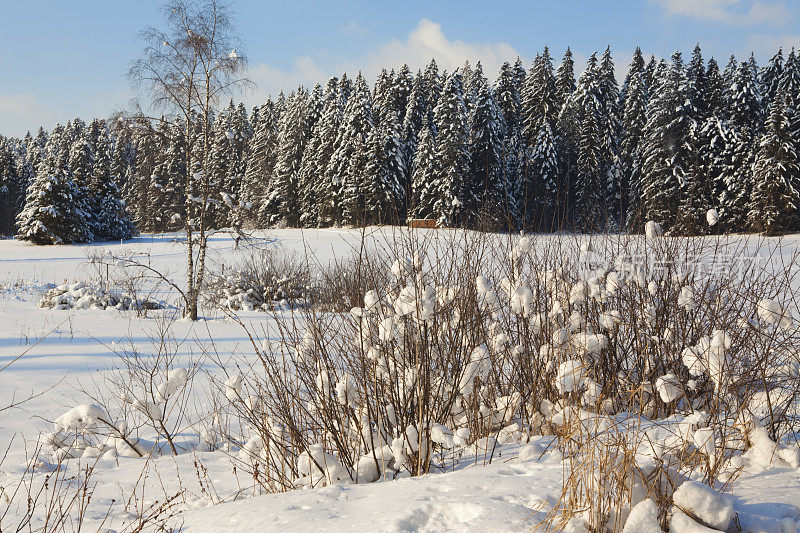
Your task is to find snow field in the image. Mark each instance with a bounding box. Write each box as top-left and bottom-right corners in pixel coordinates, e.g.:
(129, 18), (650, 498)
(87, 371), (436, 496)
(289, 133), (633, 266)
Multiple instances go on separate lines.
(1, 228), (800, 531)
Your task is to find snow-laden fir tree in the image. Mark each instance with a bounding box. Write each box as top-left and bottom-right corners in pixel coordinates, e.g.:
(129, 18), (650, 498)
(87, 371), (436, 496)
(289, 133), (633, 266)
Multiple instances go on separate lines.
(373, 69), (395, 124)
(563, 53), (605, 230)
(126, 121), (157, 228)
(720, 59), (763, 229)
(401, 72), (427, 193)
(760, 49), (784, 112)
(555, 48), (578, 225)
(0, 137), (23, 236)
(640, 53), (693, 232)
(526, 122), (560, 230)
(723, 55), (738, 93)
(465, 61), (486, 117)
(152, 121), (186, 232)
(620, 48), (648, 229)
(555, 48), (576, 110)
(87, 119), (134, 240)
(494, 61), (524, 216)
(467, 73), (508, 227)
(207, 112), (236, 228)
(302, 79), (344, 226)
(265, 88), (311, 226)
(411, 124), (437, 220)
(522, 47), (559, 143)
(364, 109), (406, 224)
(780, 49), (800, 110)
(239, 98), (279, 227)
(521, 48), (559, 229)
(142, 118), (173, 232)
(687, 44), (709, 121)
(110, 122), (136, 211)
(328, 73), (373, 226)
(66, 124), (96, 240)
(422, 59), (443, 129)
(619, 47), (645, 112)
(749, 91), (800, 234)
(16, 125), (92, 244)
(705, 58), (727, 118)
(430, 70), (470, 226)
(598, 47), (622, 228)
(307, 84), (324, 134)
(780, 49), (800, 141)
(393, 64), (414, 125)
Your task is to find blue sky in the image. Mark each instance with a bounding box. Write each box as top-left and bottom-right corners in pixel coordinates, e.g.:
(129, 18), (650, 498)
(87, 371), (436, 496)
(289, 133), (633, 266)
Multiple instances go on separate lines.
(1, 0), (799, 137)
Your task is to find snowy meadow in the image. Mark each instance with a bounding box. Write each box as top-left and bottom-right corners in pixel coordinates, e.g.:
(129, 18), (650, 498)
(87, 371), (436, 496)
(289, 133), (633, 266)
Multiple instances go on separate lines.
(1, 227), (800, 532)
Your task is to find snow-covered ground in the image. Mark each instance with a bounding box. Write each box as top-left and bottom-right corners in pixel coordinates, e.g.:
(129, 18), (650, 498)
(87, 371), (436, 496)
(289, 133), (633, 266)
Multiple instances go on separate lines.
(1, 229), (800, 532)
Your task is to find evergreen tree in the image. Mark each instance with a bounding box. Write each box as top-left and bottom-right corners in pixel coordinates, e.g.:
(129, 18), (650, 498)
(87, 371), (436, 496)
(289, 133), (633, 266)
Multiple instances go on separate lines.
(467, 75), (508, 227)
(555, 48), (578, 227)
(780, 49), (800, 141)
(495, 61), (525, 216)
(0, 138), (23, 236)
(127, 122), (157, 228)
(66, 125), (96, 240)
(240, 98), (279, 226)
(598, 47), (622, 227)
(555, 48), (576, 110)
(207, 111), (236, 227)
(728, 59), (763, 137)
(620, 51), (648, 229)
(268, 88), (311, 226)
(723, 55), (738, 94)
(781, 49), (800, 111)
(761, 49), (784, 111)
(16, 127), (92, 244)
(153, 121), (187, 232)
(527, 122), (560, 230)
(364, 109), (406, 224)
(522, 47), (558, 142)
(721, 60), (763, 229)
(430, 71), (470, 226)
(91, 121), (135, 240)
(310, 78), (347, 226)
(402, 71), (427, 192)
(749, 92), (800, 233)
(562, 53), (607, 230)
(422, 59), (443, 129)
(411, 125), (437, 219)
(574, 55), (604, 230)
(393, 64), (414, 123)
(328, 74), (373, 226)
(640, 53), (693, 231)
(705, 58), (726, 118)
(687, 44), (708, 121)
(619, 47), (645, 112)
(520, 48), (560, 228)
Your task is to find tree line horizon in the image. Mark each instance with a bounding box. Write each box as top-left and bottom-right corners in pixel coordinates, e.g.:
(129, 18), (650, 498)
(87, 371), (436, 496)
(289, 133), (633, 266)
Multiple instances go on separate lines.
(1, 43), (800, 244)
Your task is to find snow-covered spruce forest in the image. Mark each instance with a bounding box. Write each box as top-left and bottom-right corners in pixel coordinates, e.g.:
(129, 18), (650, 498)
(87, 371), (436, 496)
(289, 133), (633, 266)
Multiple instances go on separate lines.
(2, 44), (800, 243)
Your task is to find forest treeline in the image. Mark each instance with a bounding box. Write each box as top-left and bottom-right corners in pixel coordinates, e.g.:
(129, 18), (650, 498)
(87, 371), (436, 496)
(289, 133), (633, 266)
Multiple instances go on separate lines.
(1, 44), (799, 243)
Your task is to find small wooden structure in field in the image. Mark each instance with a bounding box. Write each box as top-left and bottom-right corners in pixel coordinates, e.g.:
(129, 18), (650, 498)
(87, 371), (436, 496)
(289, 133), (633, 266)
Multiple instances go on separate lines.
(407, 219), (438, 229)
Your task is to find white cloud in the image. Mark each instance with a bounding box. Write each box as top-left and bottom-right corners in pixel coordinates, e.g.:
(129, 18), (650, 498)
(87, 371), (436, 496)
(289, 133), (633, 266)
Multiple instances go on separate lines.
(652, 0), (793, 25)
(0, 93), (54, 136)
(244, 18), (524, 106)
(746, 32), (800, 53)
(339, 21), (369, 36)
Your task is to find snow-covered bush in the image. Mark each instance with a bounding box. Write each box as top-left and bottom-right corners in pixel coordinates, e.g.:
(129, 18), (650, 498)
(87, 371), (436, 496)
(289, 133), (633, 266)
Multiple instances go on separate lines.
(95, 320), (199, 456)
(43, 403), (146, 460)
(218, 228), (800, 530)
(37, 281), (164, 311)
(205, 248), (314, 311)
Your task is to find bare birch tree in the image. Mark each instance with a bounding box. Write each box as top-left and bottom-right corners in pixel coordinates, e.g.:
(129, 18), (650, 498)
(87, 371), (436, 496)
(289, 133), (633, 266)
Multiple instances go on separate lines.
(129, 0), (250, 320)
